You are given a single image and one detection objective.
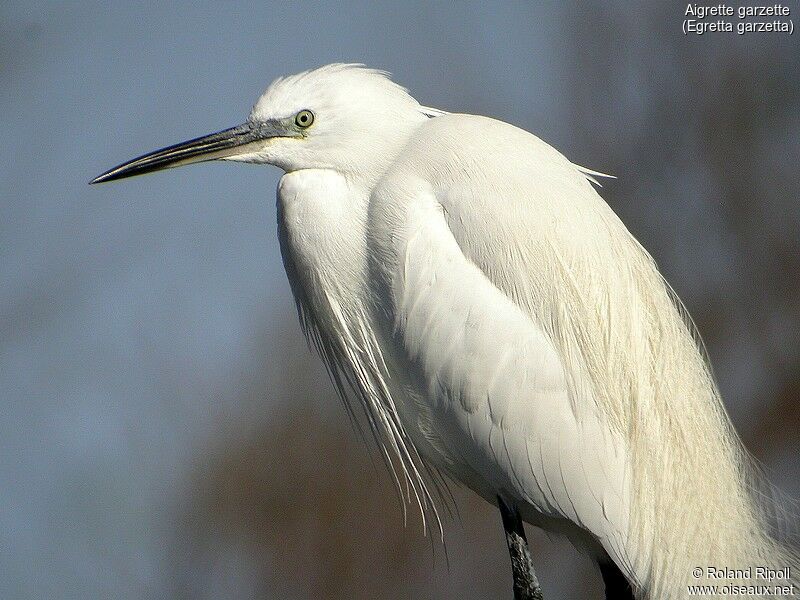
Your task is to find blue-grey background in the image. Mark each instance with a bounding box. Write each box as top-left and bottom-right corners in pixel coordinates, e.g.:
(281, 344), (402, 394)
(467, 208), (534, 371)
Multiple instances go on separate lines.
(2, 2), (798, 598)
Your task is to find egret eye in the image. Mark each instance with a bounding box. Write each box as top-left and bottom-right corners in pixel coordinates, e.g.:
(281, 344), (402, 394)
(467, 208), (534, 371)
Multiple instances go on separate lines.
(295, 110), (314, 128)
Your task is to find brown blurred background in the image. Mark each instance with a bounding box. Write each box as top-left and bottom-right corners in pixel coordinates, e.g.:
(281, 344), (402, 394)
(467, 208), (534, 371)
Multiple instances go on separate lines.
(1, 2), (797, 599)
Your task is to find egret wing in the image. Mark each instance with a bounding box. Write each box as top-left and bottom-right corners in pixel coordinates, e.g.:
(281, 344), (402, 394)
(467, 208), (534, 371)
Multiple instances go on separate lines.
(369, 115), (641, 564)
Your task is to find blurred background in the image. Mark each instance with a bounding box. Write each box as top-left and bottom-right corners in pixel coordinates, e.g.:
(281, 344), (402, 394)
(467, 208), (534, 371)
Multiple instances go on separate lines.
(1, 1), (798, 598)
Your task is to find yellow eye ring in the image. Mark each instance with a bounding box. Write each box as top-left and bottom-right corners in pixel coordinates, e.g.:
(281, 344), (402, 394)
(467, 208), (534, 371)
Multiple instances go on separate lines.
(295, 110), (314, 128)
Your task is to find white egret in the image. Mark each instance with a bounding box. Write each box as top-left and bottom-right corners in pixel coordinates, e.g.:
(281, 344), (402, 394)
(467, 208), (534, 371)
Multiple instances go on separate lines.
(92, 64), (799, 599)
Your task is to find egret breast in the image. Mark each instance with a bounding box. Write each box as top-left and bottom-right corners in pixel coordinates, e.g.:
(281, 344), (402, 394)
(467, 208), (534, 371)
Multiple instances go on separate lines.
(278, 169), (360, 270)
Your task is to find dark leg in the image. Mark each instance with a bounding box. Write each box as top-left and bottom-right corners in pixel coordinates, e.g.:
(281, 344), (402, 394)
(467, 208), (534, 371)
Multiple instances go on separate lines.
(598, 559), (635, 600)
(497, 496), (544, 600)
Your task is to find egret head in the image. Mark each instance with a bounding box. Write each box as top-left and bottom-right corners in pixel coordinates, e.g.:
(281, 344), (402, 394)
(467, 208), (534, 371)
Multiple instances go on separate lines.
(91, 64), (430, 184)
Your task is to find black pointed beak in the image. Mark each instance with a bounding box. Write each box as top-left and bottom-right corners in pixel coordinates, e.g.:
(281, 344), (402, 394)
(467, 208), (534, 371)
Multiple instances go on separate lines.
(90, 121), (282, 184)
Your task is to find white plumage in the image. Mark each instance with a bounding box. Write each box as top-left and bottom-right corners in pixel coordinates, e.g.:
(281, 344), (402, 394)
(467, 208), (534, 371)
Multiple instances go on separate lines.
(93, 63), (799, 599)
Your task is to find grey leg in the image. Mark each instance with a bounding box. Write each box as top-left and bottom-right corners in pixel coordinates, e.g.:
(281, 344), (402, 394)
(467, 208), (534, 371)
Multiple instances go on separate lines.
(599, 559), (635, 600)
(497, 496), (544, 600)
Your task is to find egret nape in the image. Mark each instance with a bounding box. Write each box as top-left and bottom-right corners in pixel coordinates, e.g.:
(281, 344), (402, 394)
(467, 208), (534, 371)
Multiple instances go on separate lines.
(92, 64), (799, 599)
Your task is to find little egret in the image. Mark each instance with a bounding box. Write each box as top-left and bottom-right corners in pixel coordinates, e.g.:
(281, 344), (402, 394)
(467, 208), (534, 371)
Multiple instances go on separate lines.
(92, 64), (798, 599)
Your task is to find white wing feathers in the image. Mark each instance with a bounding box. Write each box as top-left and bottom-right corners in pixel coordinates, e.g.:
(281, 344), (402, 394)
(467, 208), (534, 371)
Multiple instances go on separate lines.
(372, 113), (788, 595)
(574, 163), (617, 187)
(384, 189), (632, 560)
(369, 114), (637, 568)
